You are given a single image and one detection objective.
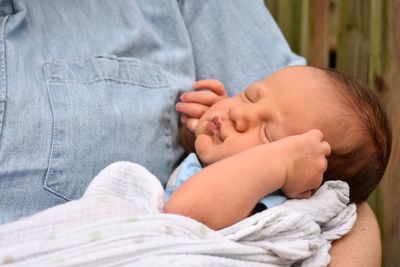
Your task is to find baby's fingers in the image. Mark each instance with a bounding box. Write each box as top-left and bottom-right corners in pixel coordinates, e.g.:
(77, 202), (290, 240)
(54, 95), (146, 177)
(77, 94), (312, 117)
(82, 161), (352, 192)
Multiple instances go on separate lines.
(180, 115), (198, 133)
(180, 90), (223, 106)
(304, 129), (331, 156)
(322, 141), (331, 157)
(175, 102), (209, 119)
(184, 118), (198, 133)
(296, 190), (312, 199)
(193, 80), (226, 96)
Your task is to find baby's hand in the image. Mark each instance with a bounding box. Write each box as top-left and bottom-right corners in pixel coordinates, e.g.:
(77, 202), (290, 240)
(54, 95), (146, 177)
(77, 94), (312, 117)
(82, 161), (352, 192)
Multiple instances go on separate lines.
(176, 80), (226, 133)
(279, 129), (331, 199)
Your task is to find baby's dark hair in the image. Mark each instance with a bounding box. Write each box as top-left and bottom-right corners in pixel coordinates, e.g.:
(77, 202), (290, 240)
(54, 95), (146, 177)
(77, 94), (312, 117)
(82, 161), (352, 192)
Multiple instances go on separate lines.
(320, 68), (392, 203)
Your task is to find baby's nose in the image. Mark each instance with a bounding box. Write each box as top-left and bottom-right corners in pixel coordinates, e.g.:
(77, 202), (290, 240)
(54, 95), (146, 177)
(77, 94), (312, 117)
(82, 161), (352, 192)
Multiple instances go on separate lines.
(229, 106), (255, 132)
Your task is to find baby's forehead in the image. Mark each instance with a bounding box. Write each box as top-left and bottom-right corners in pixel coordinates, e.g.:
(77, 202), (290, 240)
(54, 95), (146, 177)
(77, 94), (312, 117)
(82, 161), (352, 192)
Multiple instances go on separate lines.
(275, 65), (324, 78)
(266, 66), (340, 93)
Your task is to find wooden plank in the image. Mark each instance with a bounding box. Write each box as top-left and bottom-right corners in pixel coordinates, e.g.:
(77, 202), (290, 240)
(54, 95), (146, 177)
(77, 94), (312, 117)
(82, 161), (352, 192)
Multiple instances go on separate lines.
(336, 0), (371, 82)
(265, 0), (330, 67)
(264, 0), (304, 55)
(377, 0), (400, 264)
(306, 0), (330, 67)
(366, 0), (386, 248)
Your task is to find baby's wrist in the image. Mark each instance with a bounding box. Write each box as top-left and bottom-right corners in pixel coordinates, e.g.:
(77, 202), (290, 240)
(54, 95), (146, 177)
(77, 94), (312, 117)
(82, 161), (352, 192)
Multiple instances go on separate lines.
(267, 141), (296, 193)
(259, 143), (290, 190)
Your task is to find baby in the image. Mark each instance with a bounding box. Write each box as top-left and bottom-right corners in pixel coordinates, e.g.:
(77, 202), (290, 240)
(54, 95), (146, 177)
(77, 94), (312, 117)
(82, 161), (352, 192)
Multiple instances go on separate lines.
(165, 66), (392, 230)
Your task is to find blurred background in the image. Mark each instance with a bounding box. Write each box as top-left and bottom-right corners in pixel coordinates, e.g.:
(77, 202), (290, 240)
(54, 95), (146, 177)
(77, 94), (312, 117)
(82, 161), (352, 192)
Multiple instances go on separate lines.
(264, 0), (399, 266)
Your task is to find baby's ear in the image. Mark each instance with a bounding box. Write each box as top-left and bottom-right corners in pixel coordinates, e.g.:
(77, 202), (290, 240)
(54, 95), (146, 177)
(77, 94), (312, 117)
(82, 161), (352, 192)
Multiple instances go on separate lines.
(179, 126), (196, 153)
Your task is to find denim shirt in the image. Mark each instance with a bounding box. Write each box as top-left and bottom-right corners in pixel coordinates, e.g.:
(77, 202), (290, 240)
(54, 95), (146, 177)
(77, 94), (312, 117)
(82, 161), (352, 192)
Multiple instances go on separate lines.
(0, 0), (304, 223)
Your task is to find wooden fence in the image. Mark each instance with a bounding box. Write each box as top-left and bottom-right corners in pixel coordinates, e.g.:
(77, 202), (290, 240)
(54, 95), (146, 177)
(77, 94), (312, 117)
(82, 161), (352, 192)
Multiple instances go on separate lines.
(264, 1), (400, 266)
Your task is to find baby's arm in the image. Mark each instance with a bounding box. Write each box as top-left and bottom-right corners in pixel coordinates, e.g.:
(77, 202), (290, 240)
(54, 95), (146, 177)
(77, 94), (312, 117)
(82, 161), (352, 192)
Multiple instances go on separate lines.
(165, 130), (330, 230)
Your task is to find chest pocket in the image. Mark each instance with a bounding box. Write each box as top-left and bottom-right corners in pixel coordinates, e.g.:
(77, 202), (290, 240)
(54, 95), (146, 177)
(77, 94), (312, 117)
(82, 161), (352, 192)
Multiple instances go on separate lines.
(44, 55), (176, 201)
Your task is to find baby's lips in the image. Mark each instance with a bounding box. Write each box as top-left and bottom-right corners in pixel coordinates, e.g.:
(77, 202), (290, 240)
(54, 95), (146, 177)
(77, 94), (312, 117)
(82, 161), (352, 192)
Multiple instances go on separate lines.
(211, 116), (222, 129)
(207, 116), (224, 142)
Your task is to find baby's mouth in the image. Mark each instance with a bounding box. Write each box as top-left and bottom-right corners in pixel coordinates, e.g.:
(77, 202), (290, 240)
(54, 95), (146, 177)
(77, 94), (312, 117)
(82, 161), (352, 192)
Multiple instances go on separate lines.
(207, 116), (224, 142)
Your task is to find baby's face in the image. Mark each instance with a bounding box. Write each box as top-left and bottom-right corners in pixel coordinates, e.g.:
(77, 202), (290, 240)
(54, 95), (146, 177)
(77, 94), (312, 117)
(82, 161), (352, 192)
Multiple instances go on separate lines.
(195, 66), (351, 165)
